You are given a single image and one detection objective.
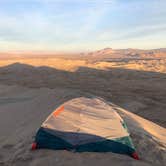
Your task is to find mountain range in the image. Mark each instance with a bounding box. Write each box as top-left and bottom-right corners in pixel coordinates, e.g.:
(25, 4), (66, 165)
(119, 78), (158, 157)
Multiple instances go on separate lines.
(0, 48), (166, 60)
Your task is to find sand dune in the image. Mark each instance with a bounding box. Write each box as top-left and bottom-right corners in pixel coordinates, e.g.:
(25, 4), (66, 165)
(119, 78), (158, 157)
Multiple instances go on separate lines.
(0, 51), (166, 166)
(0, 57), (166, 74)
(0, 85), (165, 166)
(0, 48), (166, 73)
(0, 63), (166, 127)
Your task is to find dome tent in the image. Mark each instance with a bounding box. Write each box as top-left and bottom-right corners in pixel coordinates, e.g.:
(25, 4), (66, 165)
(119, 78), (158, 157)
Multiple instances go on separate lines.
(32, 97), (139, 159)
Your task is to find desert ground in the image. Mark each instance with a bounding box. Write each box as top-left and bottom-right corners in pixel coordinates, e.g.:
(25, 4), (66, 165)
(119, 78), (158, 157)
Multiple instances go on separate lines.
(0, 49), (166, 166)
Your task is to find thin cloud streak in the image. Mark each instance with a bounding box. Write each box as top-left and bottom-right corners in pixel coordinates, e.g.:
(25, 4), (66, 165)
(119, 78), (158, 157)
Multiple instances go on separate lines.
(0, 0), (165, 51)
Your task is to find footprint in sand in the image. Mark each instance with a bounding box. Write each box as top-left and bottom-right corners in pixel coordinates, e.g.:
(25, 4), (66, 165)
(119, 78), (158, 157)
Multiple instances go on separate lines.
(2, 144), (14, 149)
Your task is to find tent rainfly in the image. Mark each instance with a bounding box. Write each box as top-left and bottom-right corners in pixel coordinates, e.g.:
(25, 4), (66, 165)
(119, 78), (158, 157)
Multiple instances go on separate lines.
(32, 97), (139, 160)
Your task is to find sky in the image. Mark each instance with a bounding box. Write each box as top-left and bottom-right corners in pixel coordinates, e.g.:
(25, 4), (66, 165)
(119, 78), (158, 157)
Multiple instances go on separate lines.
(0, 0), (166, 52)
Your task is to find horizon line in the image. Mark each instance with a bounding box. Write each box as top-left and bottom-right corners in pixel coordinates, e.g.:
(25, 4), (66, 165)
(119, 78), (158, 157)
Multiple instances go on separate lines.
(1, 47), (166, 55)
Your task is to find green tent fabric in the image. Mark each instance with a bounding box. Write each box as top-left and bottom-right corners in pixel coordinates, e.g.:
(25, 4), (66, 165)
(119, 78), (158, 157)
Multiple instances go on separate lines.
(32, 97), (139, 160)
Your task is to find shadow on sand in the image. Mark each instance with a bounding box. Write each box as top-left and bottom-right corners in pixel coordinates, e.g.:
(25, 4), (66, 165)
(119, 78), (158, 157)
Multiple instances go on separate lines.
(0, 63), (166, 127)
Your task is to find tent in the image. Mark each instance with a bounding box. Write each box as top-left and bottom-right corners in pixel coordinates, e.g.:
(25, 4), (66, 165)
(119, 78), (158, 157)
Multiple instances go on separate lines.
(32, 97), (139, 159)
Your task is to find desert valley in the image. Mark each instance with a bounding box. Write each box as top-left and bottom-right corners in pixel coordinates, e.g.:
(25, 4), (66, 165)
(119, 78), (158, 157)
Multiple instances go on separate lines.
(1, 0), (166, 165)
(0, 48), (166, 166)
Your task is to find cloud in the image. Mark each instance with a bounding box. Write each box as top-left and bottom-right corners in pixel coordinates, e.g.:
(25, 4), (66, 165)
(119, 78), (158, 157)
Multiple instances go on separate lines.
(97, 24), (166, 42)
(0, 0), (165, 51)
(0, 0), (112, 43)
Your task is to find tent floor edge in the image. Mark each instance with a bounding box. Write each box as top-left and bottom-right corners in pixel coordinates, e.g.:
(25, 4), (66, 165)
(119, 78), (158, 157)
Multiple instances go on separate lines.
(31, 142), (37, 150)
(131, 152), (139, 160)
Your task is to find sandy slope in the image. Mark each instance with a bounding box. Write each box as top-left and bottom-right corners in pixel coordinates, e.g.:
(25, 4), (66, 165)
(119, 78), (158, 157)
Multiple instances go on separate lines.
(0, 63), (166, 127)
(0, 85), (165, 166)
(0, 58), (166, 166)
